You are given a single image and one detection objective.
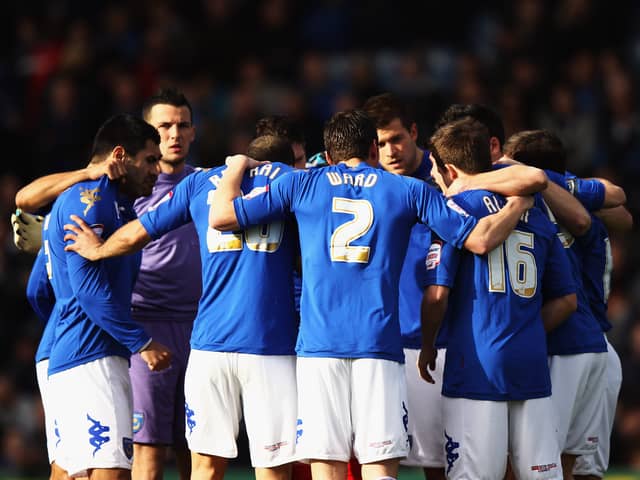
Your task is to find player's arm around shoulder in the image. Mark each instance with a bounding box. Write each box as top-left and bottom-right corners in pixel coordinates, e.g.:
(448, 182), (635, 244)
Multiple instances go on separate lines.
(209, 155), (255, 231)
(463, 195), (534, 255)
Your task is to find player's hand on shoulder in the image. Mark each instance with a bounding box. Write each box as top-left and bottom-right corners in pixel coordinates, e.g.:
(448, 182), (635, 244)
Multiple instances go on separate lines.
(63, 214), (104, 260)
(417, 345), (437, 384)
(87, 155), (127, 180)
(140, 340), (172, 371)
(225, 154), (267, 169)
(506, 194), (534, 211)
(11, 209), (44, 254)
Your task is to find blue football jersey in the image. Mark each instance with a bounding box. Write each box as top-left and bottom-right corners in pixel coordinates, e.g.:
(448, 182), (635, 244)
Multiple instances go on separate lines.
(141, 162), (298, 355)
(26, 246), (57, 363)
(541, 174), (607, 355)
(44, 176), (149, 375)
(234, 162), (478, 362)
(574, 214), (612, 332)
(426, 190), (575, 401)
(399, 151), (434, 348)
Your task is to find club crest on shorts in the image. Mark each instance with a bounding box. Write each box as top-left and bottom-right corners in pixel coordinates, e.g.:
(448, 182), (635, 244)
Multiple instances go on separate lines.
(123, 437), (133, 459)
(132, 412), (144, 434)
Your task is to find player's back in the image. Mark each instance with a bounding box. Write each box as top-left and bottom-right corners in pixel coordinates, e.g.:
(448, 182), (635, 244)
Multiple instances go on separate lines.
(441, 189), (573, 400)
(44, 176), (141, 374)
(289, 163), (465, 362)
(142, 163), (298, 355)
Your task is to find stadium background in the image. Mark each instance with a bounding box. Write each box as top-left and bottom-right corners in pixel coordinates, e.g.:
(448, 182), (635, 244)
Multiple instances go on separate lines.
(1, 0), (640, 477)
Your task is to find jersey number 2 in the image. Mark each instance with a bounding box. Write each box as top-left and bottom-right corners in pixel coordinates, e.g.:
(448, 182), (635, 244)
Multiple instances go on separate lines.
(330, 197), (373, 263)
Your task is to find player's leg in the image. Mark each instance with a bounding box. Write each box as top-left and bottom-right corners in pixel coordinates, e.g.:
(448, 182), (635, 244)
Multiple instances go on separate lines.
(296, 357), (353, 480)
(573, 339), (622, 480)
(131, 444), (165, 480)
(241, 354), (297, 479)
(401, 348), (446, 480)
(351, 358), (408, 480)
(311, 460), (348, 480)
(509, 397), (562, 480)
(191, 453), (228, 480)
(130, 320), (192, 480)
(549, 352), (607, 480)
(49, 356), (135, 479)
(174, 444), (192, 480)
(442, 397), (508, 480)
(184, 350), (242, 479)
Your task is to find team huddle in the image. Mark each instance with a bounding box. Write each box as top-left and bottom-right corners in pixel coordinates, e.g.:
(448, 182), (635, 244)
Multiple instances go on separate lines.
(11, 89), (631, 480)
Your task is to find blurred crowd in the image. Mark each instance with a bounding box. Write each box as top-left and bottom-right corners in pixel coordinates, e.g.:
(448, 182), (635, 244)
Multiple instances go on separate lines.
(1, 0), (640, 475)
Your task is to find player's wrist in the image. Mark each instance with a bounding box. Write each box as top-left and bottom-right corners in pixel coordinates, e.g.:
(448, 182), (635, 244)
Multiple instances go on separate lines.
(137, 338), (153, 353)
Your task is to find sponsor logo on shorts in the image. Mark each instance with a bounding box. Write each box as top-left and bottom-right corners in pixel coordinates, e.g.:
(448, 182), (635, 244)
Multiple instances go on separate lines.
(587, 436), (599, 444)
(444, 430), (459, 475)
(296, 419), (303, 444)
(87, 414), (111, 456)
(132, 412), (144, 434)
(369, 440), (392, 448)
(531, 463), (557, 473)
(54, 419), (61, 447)
(402, 401), (412, 449)
(123, 437), (133, 459)
(185, 402), (196, 435)
(264, 441), (289, 452)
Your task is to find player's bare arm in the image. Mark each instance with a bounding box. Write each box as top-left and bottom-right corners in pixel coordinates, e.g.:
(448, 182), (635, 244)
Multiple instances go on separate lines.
(418, 284), (449, 384)
(64, 215), (152, 260)
(541, 293), (577, 332)
(15, 156), (127, 212)
(447, 163), (547, 197)
(542, 180), (592, 237)
(592, 177), (627, 207)
(595, 205), (634, 232)
(209, 154), (265, 231)
(463, 195), (534, 255)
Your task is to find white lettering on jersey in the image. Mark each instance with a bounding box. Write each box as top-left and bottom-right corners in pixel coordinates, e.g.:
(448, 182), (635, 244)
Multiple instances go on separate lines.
(326, 172), (378, 187)
(483, 195), (501, 214)
(209, 174), (222, 188)
(249, 164), (282, 179)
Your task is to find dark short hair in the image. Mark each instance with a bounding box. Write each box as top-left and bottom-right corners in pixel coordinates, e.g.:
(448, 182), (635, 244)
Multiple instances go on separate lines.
(429, 118), (492, 174)
(247, 135), (295, 166)
(435, 103), (505, 146)
(255, 115), (306, 145)
(362, 92), (415, 131)
(503, 130), (566, 173)
(142, 87), (193, 123)
(323, 110), (377, 163)
(90, 114), (160, 161)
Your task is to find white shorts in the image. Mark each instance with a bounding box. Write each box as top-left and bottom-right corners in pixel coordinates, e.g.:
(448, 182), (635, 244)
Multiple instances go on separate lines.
(443, 396), (561, 480)
(573, 338), (622, 477)
(36, 359), (58, 464)
(48, 356), (133, 477)
(549, 351), (607, 455)
(296, 357), (409, 464)
(400, 348), (445, 468)
(184, 350), (297, 467)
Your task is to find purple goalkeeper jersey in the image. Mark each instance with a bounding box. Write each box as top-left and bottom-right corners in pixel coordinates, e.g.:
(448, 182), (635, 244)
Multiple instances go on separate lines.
(131, 164), (202, 322)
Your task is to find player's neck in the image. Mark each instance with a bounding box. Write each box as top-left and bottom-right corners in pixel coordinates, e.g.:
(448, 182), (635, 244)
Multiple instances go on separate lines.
(341, 158), (367, 168)
(159, 158), (186, 175)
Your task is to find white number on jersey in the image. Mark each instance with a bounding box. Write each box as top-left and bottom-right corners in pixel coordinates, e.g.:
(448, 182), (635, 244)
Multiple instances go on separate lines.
(330, 197), (373, 263)
(488, 230), (537, 298)
(206, 189), (284, 253)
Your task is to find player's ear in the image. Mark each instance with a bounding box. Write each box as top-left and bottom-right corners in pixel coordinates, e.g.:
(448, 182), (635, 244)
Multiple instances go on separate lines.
(112, 146), (126, 161)
(445, 163), (458, 180)
(409, 122), (418, 142)
(325, 151), (336, 165)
